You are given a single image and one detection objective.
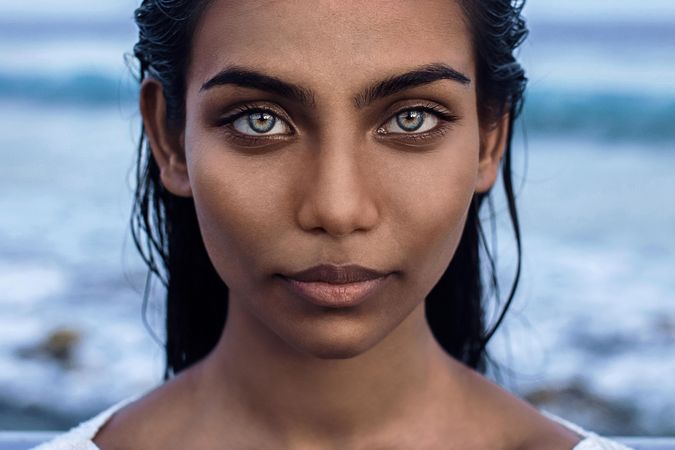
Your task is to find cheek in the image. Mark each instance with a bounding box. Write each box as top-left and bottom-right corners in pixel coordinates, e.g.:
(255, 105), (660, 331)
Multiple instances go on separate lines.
(184, 134), (291, 290)
(384, 129), (480, 292)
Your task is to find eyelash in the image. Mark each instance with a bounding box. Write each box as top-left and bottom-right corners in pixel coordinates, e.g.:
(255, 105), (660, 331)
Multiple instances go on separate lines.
(378, 104), (459, 144)
(216, 104), (293, 146)
(216, 103), (459, 146)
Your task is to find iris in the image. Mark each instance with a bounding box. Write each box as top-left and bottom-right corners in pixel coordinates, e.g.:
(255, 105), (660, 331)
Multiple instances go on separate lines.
(248, 112), (276, 133)
(396, 110), (425, 132)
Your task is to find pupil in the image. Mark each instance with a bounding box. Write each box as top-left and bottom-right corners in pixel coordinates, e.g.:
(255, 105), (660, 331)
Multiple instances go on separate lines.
(396, 110), (424, 132)
(248, 112), (276, 133)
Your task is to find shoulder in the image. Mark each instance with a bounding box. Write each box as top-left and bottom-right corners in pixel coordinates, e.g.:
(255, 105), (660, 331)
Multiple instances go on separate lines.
(445, 361), (632, 450)
(91, 366), (204, 450)
(92, 387), (187, 449)
(448, 362), (583, 449)
(33, 369), (196, 450)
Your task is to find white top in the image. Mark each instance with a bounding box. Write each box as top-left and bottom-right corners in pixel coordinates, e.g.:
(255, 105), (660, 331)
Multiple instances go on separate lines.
(32, 396), (633, 450)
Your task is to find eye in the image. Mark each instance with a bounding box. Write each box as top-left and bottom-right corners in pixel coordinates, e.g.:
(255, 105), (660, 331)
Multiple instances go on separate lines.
(379, 108), (440, 134)
(224, 108), (293, 136)
(397, 110), (437, 133)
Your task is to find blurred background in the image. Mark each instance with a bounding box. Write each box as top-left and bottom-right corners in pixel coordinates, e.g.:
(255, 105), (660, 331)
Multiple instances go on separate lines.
(0, 0), (673, 435)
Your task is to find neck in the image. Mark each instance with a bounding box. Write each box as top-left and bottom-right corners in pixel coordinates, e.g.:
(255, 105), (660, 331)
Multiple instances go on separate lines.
(199, 296), (460, 445)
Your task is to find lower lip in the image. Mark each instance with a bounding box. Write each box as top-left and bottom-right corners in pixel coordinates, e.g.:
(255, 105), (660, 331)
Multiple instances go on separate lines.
(280, 275), (391, 308)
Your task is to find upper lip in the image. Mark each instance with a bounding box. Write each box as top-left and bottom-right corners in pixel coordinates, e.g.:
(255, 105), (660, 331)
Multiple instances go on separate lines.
(281, 264), (389, 284)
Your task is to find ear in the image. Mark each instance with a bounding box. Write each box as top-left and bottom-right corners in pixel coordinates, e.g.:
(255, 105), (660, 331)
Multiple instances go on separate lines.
(140, 78), (192, 198)
(475, 113), (510, 194)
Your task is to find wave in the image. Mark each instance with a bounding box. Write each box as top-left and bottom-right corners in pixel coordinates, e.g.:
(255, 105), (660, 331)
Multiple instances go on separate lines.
(521, 88), (675, 142)
(1, 71), (674, 142)
(0, 71), (136, 106)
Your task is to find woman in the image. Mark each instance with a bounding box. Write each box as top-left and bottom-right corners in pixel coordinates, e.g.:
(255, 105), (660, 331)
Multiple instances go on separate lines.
(36, 0), (631, 448)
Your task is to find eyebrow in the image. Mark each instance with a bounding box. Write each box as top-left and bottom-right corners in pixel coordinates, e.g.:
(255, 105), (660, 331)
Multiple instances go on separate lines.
(200, 63), (471, 108)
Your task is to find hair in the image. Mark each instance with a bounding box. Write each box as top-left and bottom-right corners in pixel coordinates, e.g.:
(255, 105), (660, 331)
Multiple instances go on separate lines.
(131, 0), (528, 378)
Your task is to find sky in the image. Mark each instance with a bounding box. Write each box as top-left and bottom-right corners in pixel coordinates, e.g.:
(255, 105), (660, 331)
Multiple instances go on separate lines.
(1, 0), (675, 22)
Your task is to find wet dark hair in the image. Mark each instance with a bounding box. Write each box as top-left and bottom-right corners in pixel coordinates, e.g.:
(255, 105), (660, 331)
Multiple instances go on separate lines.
(131, 0), (528, 378)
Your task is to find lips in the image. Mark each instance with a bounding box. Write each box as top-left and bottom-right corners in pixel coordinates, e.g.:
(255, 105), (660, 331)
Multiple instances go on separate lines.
(283, 264), (389, 283)
(279, 264), (392, 308)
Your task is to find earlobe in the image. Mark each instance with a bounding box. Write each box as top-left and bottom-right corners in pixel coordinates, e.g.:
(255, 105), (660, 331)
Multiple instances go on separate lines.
(140, 78), (192, 198)
(475, 113), (510, 194)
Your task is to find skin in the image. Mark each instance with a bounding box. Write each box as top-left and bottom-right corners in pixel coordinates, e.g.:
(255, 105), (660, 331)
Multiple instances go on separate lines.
(94, 1), (582, 448)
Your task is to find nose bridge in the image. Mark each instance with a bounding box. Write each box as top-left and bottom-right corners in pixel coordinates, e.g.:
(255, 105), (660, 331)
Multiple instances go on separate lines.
(297, 130), (379, 237)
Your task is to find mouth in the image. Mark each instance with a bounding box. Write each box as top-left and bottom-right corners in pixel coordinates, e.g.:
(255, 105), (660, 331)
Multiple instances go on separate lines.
(278, 264), (393, 308)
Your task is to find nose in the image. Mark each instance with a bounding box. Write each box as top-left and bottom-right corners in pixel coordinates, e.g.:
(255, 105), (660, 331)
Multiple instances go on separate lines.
(296, 137), (379, 237)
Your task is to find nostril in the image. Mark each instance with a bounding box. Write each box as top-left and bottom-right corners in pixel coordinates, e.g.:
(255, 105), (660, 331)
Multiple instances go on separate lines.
(296, 190), (379, 237)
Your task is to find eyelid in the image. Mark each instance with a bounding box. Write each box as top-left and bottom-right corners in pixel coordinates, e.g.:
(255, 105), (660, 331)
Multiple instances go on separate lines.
(377, 102), (459, 134)
(217, 103), (295, 132)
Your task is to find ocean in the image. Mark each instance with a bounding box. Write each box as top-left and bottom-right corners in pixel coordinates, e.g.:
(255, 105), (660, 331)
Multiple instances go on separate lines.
(0, 8), (674, 435)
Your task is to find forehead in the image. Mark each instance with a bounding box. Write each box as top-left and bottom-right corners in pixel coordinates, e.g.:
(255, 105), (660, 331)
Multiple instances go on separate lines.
(189, 0), (473, 97)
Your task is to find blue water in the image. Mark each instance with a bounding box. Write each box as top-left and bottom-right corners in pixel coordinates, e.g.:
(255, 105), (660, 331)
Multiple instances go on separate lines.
(1, 14), (674, 434)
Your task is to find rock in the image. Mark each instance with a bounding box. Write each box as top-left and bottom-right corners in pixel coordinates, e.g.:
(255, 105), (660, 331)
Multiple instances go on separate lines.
(16, 327), (82, 368)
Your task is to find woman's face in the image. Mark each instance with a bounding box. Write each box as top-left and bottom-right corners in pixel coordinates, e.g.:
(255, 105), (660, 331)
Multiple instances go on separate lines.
(155, 0), (504, 358)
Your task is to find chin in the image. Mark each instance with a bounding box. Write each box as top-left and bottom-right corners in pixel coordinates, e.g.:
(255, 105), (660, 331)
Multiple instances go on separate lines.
(281, 318), (386, 360)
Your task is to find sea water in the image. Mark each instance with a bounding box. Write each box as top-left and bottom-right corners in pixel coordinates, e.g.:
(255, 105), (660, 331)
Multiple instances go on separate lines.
(0, 10), (674, 434)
